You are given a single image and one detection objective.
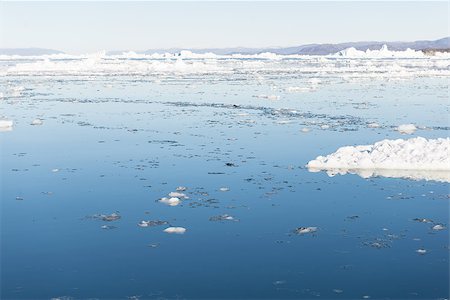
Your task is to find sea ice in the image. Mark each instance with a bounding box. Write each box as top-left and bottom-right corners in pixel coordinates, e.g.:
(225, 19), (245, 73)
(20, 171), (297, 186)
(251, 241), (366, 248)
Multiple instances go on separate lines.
(163, 227), (186, 234)
(294, 227), (318, 235)
(416, 249), (427, 255)
(335, 45), (425, 59)
(307, 137), (450, 182)
(159, 197), (181, 206)
(101, 213), (121, 222)
(256, 94), (280, 100)
(168, 192), (188, 199)
(397, 124), (417, 134)
(209, 214), (237, 222)
(432, 224), (446, 231)
(367, 122), (380, 128)
(138, 220), (168, 227)
(31, 118), (44, 126)
(0, 119), (13, 128)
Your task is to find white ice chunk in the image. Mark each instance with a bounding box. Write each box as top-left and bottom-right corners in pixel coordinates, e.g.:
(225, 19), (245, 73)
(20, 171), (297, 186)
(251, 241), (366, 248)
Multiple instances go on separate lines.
(0, 119), (13, 128)
(256, 94), (280, 100)
(416, 249), (427, 255)
(31, 118), (43, 126)
(397, 124), (417, 134)
(307, 137), (450, 182)
(163, 227), (186, 234)
(159, 197), (181, 206)
(432, 224), (446, 231)
(335, 45), (425, 59)
(168, 192), (188, 199)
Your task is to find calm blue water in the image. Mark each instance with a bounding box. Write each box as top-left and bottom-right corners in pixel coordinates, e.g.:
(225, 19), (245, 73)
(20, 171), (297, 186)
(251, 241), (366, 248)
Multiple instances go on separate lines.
(1, 74), (449, 299)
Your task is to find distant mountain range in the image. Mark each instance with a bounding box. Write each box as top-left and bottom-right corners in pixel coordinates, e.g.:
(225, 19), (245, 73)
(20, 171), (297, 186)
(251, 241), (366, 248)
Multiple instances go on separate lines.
(2, 37), (449, 56)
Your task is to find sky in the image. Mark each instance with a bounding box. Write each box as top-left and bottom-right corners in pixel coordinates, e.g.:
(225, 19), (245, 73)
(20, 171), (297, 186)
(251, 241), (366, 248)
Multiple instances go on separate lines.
(0, 1), (448, 54)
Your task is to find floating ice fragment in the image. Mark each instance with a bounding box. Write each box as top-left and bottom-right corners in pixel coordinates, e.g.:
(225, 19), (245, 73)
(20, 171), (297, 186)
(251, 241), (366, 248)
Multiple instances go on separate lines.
(307, 137), (450, 182)
(320, 124), (330, 129)
(138, 221), (149, 227)
(176, 186), (187, 191)
(101, 225), (116, 230)
(138, 220), (168, 227)
(367, 123), (380, 128)
(294, 227), (318, 235)
(163, 227), (186, 234)
(432, 224), (446, 231)
(31, 118), (44, 126)
(219, 187), (230, 192)
(51, 168), (59, 173)
(413, 218), (433, 223)
(10, 86), (25, 97)
(101, 213), (121, 222)
(397, 124), (417, 134)
(286, 86), (310, 93)
(256, 94), (280, 100)
(209, 214), (237, 222)
(300, 128), (311, 133)
(159, 197), (181, 206)
(168, 192), (188, 199)
(416, 249), (427, 255)
(0, 119), (13, 128)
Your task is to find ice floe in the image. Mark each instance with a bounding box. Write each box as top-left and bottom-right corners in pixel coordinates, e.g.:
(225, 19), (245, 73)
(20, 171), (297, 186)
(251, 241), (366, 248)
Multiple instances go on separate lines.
(168, 191), (188, 199)
(397, 124), (417, 134)
(367, 122), (380, 128)
(307, 137), (450, 182)
(416, 249), (427, 255)
(335, 45), (426, 59)
(256, 94), (280, 100)
(31, 118), (44, 126)
(163, 227), (186, 234)
(293, 227), (318, 235)
(432, 224), (446, 231)
(138, 220), (168, 227)
(159, 197), (181, 206)
(209, 214), (238, 222)
(0, 119), (13, 129)
(300, 128), (311, 133)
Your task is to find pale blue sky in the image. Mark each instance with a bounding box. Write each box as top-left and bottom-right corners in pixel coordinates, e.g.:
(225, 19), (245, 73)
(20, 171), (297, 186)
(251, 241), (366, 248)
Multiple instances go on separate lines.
(0, 1), (448, 54)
